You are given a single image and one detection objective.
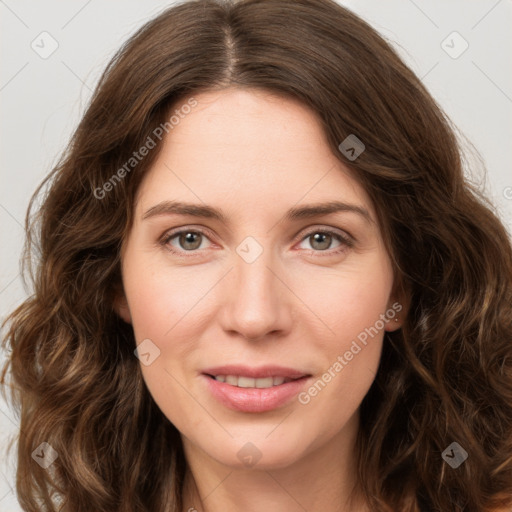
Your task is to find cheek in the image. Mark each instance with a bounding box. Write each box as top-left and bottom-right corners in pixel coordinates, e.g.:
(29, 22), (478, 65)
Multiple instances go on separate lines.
(293, 254), (392, 410)
(122, 248), (214, 344)
(294, 270), (389, 439)
(122, 252), (206, 429)
(298, 252), (394, 348)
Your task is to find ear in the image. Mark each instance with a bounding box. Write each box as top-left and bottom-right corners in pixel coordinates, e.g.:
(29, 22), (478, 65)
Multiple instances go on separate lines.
(384, 302), (404, 332)
(113, 291), (132, 324)
(384, 279), (410, 332)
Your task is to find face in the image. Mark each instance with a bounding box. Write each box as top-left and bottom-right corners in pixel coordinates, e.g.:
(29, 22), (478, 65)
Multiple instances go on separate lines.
(116, 87), (402, 470)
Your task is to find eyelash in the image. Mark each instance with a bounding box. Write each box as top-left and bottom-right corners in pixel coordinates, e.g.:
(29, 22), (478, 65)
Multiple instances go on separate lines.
(159, 226), (354, 258)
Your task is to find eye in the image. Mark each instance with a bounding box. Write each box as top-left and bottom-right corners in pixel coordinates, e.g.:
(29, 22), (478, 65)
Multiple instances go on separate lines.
(161, 228), (213, 255)
(296, 228), (353, 255)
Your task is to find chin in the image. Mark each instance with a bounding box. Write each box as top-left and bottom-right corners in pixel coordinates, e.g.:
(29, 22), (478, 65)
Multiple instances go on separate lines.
(203, 433), (312, 471)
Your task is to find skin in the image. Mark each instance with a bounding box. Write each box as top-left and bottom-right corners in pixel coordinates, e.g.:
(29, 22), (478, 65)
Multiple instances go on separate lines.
(115, 87), (404, 512)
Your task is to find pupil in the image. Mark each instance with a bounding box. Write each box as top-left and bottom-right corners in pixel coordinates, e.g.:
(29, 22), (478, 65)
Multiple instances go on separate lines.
(312, 233), (330, 250)
(181, 232), (201, 250)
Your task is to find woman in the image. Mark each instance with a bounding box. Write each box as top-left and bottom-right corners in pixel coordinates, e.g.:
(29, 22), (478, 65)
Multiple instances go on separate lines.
(2, 0), (511, 511)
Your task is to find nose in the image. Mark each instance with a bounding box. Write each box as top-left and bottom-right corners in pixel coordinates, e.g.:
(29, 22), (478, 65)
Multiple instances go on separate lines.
(219, 243), (294, 342)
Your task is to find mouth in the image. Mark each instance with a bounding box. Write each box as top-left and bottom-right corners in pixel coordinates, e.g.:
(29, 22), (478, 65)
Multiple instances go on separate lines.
(201, 365), (312, 413)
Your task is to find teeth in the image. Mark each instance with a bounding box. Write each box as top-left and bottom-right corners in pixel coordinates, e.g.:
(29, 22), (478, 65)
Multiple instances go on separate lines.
(256, 377), (275, 388)
(238, 376), (256, 388)
(213, 375), (294, 388)
(225, 375), (238, 386)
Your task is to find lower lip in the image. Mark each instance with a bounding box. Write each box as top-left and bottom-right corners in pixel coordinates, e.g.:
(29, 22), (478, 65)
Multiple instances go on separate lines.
(202, 374), (311, 413)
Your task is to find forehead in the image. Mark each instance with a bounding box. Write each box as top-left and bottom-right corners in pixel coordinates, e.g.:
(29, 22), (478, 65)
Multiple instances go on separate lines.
(135, 87), (375, 223)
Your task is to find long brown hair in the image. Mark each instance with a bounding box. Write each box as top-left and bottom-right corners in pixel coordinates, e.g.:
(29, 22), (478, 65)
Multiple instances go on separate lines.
(2, 0), (512, 510)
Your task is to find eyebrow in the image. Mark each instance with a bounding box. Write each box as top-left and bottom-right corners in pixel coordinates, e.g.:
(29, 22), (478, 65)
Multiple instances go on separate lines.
(142, 200), (372, 224)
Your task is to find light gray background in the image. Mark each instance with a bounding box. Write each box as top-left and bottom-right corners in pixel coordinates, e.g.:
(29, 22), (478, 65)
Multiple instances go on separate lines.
(1, 1), (511, 509)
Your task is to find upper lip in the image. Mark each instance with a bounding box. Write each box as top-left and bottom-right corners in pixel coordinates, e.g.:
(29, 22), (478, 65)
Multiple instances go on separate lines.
(202, 365), (310, 379)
